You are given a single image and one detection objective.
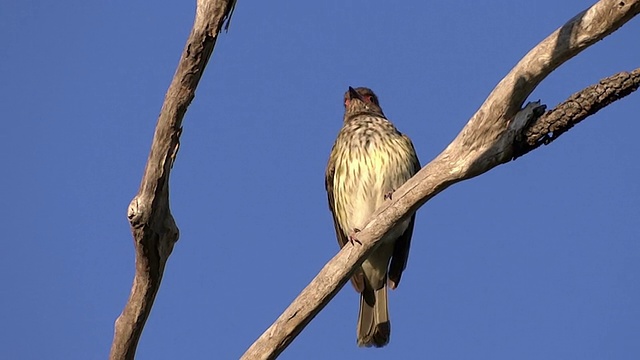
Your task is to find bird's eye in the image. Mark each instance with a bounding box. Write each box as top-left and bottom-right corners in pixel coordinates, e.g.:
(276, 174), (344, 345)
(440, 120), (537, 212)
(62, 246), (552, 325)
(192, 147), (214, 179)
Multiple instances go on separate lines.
(365, 95), (375, 103)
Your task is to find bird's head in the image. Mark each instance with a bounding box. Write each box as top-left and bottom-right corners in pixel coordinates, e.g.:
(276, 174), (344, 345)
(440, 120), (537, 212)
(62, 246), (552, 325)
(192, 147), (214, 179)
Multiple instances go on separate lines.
(343, 86), (384, 117)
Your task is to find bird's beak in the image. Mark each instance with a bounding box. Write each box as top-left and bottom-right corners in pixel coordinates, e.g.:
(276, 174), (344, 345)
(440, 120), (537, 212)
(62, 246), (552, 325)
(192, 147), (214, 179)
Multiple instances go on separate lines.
(348, 86), (364, 102)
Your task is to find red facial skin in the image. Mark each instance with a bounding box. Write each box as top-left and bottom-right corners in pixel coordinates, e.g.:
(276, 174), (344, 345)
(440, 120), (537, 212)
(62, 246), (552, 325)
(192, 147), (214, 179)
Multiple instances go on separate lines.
(344, 95), (374, 107)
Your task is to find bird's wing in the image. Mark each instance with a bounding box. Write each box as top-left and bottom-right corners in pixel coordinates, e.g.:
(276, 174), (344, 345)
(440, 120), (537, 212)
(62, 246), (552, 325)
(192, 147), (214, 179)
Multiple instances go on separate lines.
(387, 214), (415, 289)
(388, 136), (421, 289)
(326, 151), (366, 293)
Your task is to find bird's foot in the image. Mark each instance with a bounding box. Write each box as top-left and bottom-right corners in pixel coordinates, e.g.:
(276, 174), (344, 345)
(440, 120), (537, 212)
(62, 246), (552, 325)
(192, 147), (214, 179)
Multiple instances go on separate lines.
(384, 190), (395, 200)
(349, 228), (362, 245)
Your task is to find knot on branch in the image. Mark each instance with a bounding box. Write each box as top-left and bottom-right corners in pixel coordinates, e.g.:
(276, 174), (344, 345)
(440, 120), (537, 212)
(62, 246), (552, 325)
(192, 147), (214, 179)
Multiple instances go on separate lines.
(127, 196), (146, 228)
(127, 195), (179, 250)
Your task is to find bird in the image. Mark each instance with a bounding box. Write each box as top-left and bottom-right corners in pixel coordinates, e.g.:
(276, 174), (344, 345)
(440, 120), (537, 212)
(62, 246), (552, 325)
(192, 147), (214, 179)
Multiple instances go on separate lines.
(325, 86), (420, 347)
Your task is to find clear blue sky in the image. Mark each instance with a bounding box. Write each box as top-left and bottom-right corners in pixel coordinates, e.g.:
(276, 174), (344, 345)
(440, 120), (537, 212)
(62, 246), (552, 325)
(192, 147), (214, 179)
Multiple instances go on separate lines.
(1, 1), (639, 359)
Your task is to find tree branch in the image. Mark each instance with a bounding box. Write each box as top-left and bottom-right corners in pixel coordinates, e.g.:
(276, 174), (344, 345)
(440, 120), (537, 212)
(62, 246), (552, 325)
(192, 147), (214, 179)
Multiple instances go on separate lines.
(109, 1), (236, 360)
(514, 68), (640, 158)
(240, 1), (640, 359)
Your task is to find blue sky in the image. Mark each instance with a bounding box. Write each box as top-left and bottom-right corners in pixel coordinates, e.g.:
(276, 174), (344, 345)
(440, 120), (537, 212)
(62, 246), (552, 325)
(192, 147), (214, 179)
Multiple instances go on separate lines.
(1, 1), (639, 359)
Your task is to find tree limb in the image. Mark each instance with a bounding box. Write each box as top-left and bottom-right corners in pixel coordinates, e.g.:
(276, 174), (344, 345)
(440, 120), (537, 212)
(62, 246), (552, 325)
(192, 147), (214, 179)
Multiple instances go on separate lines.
(240, 1), (640, 359)
(515, 68), (640, 158)
(109, 1), (236, 360)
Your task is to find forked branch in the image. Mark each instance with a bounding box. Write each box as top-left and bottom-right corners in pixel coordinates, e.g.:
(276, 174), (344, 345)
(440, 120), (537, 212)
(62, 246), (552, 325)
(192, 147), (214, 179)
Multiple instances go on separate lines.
(240, 1), (640, 359)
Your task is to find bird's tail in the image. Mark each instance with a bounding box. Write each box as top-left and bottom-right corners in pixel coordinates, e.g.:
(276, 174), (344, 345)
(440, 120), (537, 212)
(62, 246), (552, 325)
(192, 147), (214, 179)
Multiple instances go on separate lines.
(357, 284), (390, 347)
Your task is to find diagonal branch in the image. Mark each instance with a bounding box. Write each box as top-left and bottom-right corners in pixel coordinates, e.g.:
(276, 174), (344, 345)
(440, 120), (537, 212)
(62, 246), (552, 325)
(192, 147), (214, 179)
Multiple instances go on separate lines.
(240, 1), (640, 359)
(109, 1), (236, 360)
(515, 68), (640, 158)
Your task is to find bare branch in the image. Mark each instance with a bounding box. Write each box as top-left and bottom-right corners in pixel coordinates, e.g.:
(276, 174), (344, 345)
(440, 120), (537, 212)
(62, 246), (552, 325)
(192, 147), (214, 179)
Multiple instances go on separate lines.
(240, 1), (640, 359)
(515, 68), (640, 158)
(109, 1), (236, 360)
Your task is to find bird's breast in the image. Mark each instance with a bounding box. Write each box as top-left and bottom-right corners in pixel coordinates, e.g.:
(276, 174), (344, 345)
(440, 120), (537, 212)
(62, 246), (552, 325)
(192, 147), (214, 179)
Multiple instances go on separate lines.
(332, 120), (415, 235)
